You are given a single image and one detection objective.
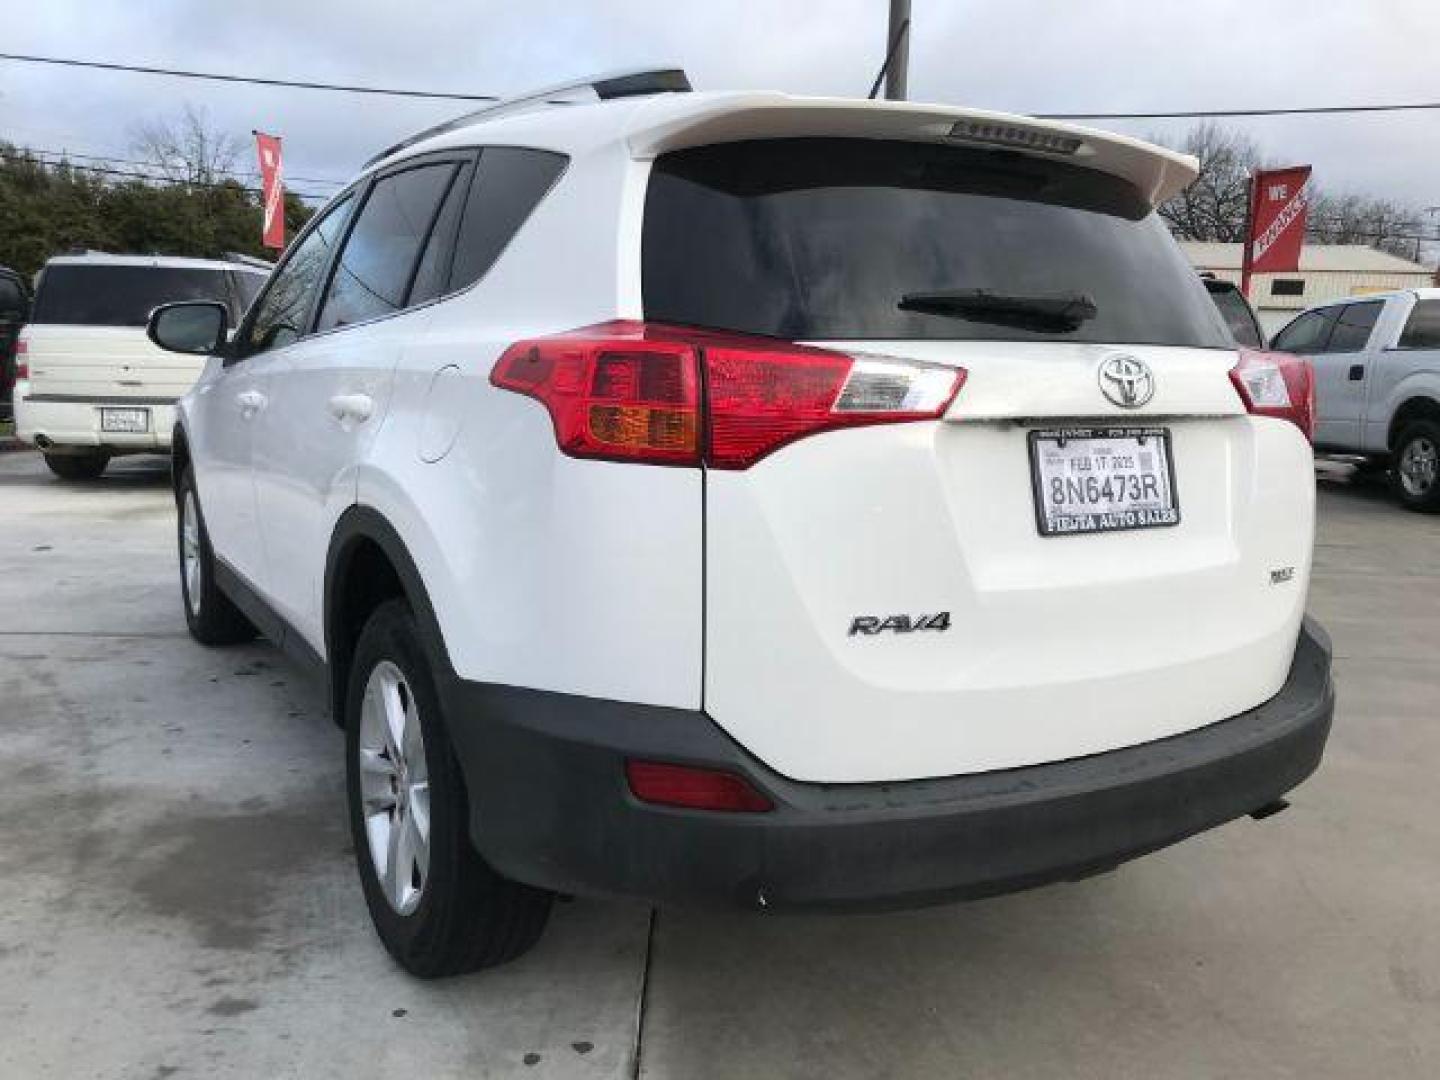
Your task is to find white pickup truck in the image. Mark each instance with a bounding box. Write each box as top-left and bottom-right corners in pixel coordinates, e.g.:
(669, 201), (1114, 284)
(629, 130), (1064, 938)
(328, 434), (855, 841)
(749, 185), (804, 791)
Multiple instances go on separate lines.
(1271, 288), (1440, 510)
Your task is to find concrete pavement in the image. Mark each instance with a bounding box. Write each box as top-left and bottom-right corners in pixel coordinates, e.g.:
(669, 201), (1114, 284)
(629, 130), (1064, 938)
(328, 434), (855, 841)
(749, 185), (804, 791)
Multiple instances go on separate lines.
(0, 451), (1435, 1078)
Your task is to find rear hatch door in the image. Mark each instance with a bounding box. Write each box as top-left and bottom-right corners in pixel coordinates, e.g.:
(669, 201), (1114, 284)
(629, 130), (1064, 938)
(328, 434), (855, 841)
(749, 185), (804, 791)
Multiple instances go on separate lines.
(643, 136), (1315, 783)
(27, 262), (241, 399)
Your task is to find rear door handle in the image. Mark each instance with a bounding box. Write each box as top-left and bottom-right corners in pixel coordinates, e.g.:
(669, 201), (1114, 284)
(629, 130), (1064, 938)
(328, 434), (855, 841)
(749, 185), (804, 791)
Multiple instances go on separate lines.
(327, 393), (374, 424)
(236, 390), (266, 418)
(1348, 364), (1365, 381)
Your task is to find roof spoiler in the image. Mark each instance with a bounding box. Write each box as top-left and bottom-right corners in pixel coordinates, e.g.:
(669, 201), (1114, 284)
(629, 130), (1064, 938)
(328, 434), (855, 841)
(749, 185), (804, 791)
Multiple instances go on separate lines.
(365, 66), (691, 168)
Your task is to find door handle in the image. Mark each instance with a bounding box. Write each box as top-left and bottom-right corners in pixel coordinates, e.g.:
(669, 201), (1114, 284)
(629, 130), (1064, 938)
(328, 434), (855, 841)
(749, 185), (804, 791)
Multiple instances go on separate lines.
(327, 393), (375, 423)
(236, 390), (266, 418)
(1348, 365), (1365, 381)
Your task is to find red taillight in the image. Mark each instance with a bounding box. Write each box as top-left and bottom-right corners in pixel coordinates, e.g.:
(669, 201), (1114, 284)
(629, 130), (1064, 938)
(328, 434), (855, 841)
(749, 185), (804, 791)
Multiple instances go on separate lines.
(490, 321), (965, 469)
(1229, 348), (1314, 442)
(14, 337), (27, 380)
(491, 329), (700, 464)
(625, 760), (774, 813)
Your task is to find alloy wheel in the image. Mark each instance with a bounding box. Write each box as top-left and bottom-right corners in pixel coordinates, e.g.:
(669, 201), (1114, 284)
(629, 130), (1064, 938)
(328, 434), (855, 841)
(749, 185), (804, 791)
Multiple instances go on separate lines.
(181, 491), (202, 617)
(358, 660), (431, 916)
(1399, 436), (1438, 497)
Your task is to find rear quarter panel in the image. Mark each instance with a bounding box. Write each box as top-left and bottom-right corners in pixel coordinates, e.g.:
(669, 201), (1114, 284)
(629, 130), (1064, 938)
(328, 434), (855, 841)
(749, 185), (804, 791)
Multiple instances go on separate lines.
(355, 142), (703, 709)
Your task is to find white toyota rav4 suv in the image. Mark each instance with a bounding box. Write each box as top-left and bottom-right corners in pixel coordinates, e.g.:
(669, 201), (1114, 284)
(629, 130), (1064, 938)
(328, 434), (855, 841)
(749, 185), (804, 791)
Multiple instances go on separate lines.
(148, 71), (1334, 977)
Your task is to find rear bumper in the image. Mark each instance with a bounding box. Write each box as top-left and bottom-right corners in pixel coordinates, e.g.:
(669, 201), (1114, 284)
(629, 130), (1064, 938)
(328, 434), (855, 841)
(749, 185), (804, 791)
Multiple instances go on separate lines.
(444, 618), (1334, 912)
(14, 389), (176, 451)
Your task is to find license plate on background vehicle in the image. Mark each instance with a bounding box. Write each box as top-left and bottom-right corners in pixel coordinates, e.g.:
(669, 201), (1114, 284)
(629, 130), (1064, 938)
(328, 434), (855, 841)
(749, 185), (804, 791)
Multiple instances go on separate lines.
(1029, 427), (1179, 536)
(100, 407), (150, 434)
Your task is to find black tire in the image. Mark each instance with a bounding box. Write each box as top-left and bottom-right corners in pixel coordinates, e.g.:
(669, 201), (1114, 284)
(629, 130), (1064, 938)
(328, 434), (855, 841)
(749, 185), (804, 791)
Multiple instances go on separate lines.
(44, 451), (110, 480)
(1390, 420), (1440, 513)
(345, 600), (552, 977)
(177, 467), (257, 645)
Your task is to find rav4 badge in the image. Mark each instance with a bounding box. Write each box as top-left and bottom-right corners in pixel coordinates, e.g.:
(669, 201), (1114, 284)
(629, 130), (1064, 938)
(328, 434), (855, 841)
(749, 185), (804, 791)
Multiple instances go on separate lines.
(849, 612), (952, 636)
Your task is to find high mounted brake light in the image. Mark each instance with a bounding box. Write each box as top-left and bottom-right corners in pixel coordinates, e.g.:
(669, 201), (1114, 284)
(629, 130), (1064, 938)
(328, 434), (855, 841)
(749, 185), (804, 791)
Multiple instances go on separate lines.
(1229, 348), (1314, 442)
(947, 120), (1084, 155)
(490, 321), (965, 469)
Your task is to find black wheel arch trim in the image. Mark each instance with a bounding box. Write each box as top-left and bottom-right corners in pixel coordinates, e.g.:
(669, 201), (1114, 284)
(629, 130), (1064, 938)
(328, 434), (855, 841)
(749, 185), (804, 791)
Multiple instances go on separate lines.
(325, 506), (456, 727)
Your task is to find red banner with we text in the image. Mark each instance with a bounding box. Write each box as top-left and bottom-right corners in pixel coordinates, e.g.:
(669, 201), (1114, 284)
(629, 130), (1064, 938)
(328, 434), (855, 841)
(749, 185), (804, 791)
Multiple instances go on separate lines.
(1247, 165), (1312, 276)
(254, 131), (285, 251)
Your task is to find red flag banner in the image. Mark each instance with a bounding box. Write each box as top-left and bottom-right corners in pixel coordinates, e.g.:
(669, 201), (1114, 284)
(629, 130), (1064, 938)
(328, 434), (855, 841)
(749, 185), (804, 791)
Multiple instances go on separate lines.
(1247, 165), (1312, 275)
(254, 131), (285, 250)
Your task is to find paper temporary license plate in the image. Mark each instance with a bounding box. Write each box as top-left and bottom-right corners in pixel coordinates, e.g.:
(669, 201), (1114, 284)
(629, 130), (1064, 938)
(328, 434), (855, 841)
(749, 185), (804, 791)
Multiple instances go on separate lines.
(100, 407), (150, 434)
(1029, 426), (1179, 536)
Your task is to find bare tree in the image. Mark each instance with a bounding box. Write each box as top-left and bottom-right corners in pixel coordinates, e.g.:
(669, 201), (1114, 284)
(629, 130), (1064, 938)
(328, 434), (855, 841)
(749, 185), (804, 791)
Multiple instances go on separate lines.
(1307, 192), (1425, 260)
(130, 104), (246, 188)
(1156, 121), (1430, 263)
(1156, 121), (1264, 242)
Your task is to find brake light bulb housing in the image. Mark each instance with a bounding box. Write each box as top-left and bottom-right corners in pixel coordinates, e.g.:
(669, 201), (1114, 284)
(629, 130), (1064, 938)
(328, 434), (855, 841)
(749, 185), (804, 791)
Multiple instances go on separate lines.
(1229, 348), (1314, 442)
(490, 321), (965, 469)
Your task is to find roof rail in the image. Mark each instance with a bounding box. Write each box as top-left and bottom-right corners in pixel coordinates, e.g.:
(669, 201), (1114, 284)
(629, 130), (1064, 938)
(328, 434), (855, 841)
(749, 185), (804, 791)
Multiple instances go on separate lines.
(222, 251), (275, 270)
(365, 66), (691, 167)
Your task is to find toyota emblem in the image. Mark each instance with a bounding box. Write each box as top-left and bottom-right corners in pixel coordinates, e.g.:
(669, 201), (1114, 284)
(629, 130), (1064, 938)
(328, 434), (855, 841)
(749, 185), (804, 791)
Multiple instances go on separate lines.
(1098, 354), (1155, 409)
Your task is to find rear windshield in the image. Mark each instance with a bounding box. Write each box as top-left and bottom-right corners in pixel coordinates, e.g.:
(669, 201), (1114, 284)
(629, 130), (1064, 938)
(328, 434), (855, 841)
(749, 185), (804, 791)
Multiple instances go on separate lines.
(643, 138), (1232, 348)
(33, 265), (236, 327)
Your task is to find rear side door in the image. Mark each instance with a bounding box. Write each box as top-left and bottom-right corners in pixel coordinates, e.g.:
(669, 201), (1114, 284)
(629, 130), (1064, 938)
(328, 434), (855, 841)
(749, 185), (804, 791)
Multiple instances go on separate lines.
(250, 155), (468, 651)
(1272, 306), (1344, 446)
(1365, 297), (1440, 451)
(1314, 300), (1384, 449)
(204, 194), (358, 587)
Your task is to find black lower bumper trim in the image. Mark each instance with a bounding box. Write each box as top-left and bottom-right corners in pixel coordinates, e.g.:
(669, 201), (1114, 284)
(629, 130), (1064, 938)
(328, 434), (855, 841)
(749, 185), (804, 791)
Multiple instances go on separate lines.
(441, 618), (1334, 912)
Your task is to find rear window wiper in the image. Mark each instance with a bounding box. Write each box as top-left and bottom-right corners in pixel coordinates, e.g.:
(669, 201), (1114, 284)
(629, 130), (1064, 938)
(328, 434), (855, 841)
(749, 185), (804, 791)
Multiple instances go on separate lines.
(898, 289), (1098, 332)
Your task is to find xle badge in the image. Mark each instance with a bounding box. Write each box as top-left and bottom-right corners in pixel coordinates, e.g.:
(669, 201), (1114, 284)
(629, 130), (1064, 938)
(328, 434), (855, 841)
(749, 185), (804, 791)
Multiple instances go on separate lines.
(849, 612), (951, 636)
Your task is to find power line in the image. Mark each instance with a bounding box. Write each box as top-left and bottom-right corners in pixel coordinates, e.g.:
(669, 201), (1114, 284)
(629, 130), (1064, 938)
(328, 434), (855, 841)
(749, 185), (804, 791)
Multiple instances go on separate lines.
(3, 154), (331, 200)
(1036, 103), (1440, 121)
(4, 51), (1440, 121)
(17, 146), (346, 187)
(0, 51), (497, 102)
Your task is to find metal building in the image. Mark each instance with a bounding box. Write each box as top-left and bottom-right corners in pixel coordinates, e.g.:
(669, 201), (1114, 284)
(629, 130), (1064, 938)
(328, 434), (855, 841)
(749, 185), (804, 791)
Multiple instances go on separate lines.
(1179, 242), (1435, 336)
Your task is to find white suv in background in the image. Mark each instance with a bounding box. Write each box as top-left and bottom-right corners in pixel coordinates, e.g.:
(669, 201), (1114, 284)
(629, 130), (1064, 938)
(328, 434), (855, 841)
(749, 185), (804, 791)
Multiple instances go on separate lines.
(148, 71), (1335, 977)
(14, 253), (268, 479)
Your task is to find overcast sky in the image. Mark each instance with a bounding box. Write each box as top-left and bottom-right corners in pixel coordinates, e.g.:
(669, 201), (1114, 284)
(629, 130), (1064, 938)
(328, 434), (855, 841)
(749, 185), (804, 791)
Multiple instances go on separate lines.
(4, 0), (1439, 218)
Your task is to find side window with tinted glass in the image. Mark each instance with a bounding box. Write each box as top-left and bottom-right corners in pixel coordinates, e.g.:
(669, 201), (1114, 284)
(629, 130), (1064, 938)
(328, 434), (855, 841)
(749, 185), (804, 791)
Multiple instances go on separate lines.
(447, 148), (566, 293)
(1325, 301), (1382, 353)
(1398, 299), (1440, 350)
(245, 195), (354, 353)
(407, 162), (473, 307)
(1271, 307), (1339, 354)
(316, 163), (457, 332)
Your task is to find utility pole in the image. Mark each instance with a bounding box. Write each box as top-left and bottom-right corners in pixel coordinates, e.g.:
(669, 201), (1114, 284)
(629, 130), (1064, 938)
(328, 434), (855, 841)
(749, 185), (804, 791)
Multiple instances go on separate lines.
(1239, 172), (1258, 299)
(884, 0), (911, 101)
